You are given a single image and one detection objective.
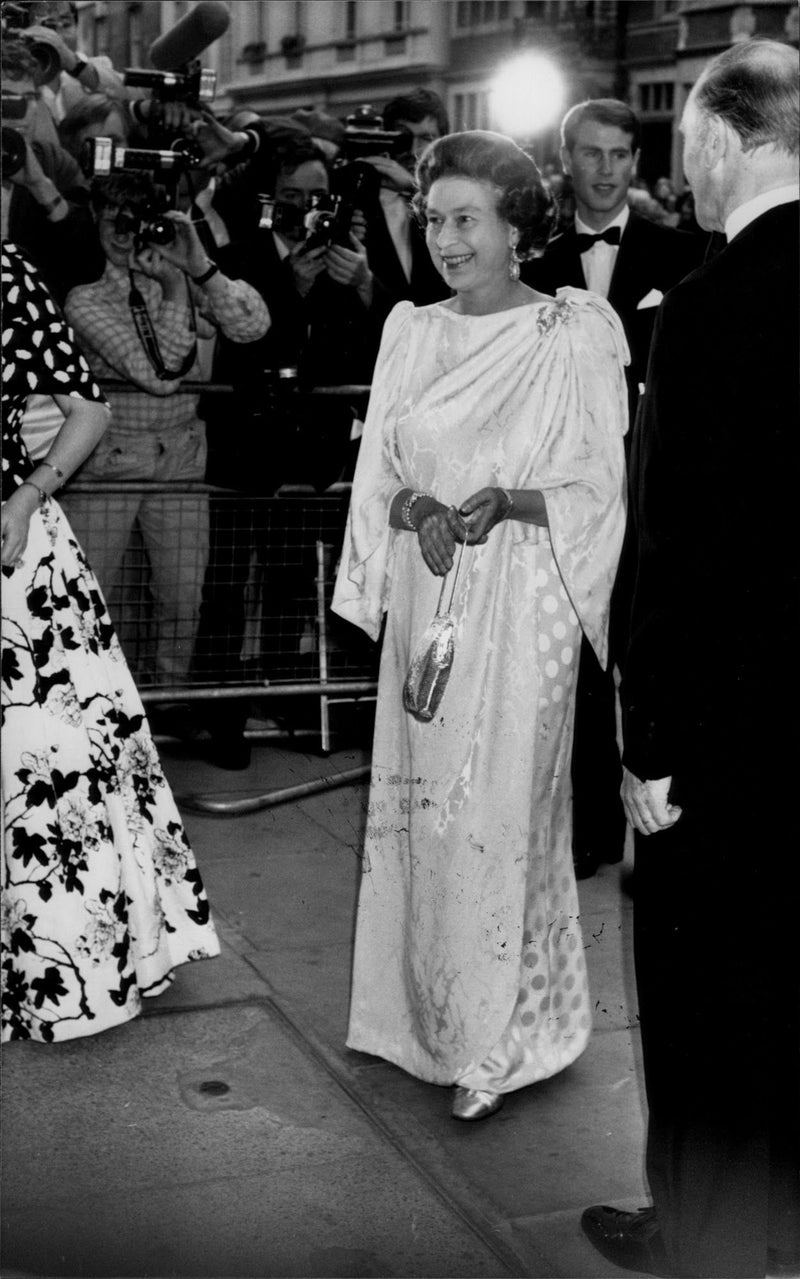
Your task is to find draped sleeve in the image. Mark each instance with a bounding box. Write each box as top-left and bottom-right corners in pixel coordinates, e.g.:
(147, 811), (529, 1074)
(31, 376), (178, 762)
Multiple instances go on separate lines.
(516, 288), (629, 669)
(332, 301), (415, 640)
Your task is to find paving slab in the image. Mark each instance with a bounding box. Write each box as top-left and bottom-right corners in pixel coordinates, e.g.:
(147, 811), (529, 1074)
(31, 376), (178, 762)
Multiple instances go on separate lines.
(2, 740), (650, 1279)
(1, 1003), (519, 1279)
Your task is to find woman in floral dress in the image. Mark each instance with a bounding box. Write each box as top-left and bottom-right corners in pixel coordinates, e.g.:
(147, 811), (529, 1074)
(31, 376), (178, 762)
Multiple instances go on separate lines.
(1, 243), (220, 1042)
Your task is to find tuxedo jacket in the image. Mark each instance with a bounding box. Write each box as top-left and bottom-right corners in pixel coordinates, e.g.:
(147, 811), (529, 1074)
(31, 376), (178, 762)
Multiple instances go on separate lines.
(523, 213), (705, 416)
(620, 201), (799, 790)
(365, 206), (450, 308)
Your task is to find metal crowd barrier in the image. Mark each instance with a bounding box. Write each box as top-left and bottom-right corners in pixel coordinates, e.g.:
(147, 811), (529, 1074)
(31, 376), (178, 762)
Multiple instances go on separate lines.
(68, 380), (379, 813)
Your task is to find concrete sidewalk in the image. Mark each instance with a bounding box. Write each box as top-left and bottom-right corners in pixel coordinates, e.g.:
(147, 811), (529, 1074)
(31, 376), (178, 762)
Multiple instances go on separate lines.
(1, 734), (649, 1279)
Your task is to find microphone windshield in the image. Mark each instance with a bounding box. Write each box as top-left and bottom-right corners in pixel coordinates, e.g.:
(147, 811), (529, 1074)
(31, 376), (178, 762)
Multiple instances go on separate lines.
(149, 1), (230, 70)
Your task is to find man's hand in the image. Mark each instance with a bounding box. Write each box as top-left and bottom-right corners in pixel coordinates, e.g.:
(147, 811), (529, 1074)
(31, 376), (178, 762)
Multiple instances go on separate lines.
(325, 233), (372, 296)
(288, 242), (327, 297)
(360, 155), (416, 195)
(621, 767), (682, 836)
(190, 111), (249, 170)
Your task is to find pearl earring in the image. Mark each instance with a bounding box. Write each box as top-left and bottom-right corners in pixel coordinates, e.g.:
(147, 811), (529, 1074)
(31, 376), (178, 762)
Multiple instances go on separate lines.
(509, 245), (521, 282)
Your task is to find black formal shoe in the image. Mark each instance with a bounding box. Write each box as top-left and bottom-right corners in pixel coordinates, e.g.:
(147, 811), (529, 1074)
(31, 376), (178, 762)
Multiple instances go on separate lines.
(573, 853), (600, 880)
(581, 1205), (675, 1276)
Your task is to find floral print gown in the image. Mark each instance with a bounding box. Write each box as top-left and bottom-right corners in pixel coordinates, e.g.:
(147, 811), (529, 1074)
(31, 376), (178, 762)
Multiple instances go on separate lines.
(333, 292), (629, 1091)
(1, 244), (219, 1042)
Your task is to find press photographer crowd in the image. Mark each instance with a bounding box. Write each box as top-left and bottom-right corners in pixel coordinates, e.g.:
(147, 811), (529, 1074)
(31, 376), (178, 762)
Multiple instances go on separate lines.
(0, 0), (707, 723)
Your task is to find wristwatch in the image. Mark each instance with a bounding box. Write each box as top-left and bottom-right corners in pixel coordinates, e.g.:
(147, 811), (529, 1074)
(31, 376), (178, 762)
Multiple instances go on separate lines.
(68, 58), (90, 78)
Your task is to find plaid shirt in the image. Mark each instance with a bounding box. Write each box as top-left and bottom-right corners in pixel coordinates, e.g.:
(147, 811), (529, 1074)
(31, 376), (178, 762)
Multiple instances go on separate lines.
(65, 261), (269, 436)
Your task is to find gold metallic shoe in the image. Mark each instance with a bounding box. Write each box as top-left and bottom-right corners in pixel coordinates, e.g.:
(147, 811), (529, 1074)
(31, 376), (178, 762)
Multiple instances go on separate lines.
(451, 1087), (504, 1121)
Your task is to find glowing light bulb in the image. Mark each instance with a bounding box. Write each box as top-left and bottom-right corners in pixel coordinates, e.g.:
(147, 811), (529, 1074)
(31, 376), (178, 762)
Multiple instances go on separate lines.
(490, 52), (566, 138)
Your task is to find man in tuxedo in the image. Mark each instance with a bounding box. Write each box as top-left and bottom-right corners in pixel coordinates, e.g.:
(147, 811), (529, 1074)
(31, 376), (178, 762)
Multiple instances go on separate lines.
(360, 88), (451, 308)
(581, 41), (799, 1277)
(524, 100), (704, 879)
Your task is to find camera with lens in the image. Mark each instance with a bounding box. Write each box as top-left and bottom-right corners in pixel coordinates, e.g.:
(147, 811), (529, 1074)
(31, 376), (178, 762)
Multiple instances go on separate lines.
(1, 125), (27, 177)
(81, 134), (204, 180)
(339, 104), (412, 164)
(123, 64), (217, 110)
(1, 90), (30, 177)
(2, 2), (63, 82)
(302, 193), (353, 253)
(330, 104), (413, 213)
(112, 199), (177, 250)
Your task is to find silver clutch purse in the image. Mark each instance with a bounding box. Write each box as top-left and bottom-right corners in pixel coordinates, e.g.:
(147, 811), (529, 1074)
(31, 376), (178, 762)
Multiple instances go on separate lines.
(402, 537), (466, 723)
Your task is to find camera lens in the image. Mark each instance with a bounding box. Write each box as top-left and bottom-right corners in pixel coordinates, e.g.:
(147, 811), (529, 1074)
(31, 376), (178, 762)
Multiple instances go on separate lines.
(28, 39), (62, 84)
(144, 217), (175, 246)
(1, 126), (27, 178)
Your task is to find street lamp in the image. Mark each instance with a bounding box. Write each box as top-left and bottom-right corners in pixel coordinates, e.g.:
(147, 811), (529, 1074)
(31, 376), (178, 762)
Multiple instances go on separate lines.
(490, 51), (565, 141)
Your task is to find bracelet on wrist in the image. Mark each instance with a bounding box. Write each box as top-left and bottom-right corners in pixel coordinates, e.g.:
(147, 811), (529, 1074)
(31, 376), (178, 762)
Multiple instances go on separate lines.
(40, 459), (65, 485)
(191, 262), (220, 286)
(401, 490), (435, 532)
(497, 487), (514, 519)
(19, 480), (47, 505)
(67, 57), (89, 78)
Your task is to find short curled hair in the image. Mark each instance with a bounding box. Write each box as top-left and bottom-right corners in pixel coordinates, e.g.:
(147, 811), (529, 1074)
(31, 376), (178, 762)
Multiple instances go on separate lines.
(413, 130), (556, 259)
(694, 39), (799, 157)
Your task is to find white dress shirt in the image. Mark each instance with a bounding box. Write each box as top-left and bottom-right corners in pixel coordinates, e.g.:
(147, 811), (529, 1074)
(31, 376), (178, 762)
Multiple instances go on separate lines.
(575, 205), (630, 299)
(724, 184), (799, 242)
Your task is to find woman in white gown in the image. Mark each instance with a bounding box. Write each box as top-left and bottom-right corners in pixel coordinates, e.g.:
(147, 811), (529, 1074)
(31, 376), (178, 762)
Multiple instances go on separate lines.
(333, 132), (628, 1120)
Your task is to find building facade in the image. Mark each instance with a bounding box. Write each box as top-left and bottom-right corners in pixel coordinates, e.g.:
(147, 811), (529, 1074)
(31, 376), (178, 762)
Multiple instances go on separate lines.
(76, 0), (798, 182)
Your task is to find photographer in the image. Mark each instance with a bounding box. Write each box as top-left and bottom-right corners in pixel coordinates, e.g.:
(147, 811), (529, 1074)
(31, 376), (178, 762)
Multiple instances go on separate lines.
(60, 173), (270, 699)
(362, 89), (452, 307)
(196, 139), (388, 765)
(5, 0), (126, 120)
(1, 36), (104, 302)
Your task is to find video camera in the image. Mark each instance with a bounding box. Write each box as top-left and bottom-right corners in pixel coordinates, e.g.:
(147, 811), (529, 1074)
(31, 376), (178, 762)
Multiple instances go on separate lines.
(330, 104), (413, 220)
(338, 104), (412, 164)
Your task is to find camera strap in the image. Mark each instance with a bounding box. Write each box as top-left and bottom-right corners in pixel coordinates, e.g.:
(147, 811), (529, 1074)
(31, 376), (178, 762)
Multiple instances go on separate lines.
(128, 271), (197, 382)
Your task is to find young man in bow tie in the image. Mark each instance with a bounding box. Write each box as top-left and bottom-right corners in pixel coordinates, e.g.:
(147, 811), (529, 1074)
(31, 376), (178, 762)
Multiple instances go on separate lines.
(524, 99), (705, 881)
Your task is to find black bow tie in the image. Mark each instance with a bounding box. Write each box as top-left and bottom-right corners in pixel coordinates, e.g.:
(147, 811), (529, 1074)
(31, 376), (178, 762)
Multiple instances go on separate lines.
(575, 226), (622, 252)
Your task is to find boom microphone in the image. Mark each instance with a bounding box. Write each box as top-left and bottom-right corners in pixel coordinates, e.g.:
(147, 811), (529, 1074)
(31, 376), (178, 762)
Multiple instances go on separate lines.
(148, 1), (230, 71)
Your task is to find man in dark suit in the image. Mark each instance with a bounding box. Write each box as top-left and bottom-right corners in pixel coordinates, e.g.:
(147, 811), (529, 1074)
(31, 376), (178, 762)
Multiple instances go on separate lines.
(524, 99), (704, 879)
(359, 89), (451, 308)
(581, 41), (799, 1278)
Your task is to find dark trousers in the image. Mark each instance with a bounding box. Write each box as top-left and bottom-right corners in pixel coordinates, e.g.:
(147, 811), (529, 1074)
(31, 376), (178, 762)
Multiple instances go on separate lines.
(571, 635), (626, 863)
(633, 782), (800, 1277)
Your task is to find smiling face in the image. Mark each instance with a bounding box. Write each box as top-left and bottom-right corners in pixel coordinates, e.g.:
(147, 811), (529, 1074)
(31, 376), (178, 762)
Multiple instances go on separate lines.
(97, 203), (136, 268)
(562, 119), (639, 228)
(425, 176), (516, 306)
